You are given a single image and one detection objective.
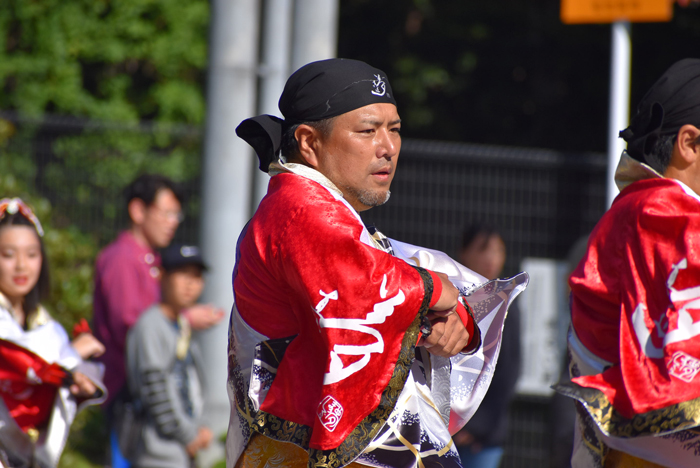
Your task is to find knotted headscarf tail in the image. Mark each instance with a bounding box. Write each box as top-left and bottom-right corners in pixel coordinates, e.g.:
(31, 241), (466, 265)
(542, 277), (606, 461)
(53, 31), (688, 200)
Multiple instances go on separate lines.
(236, 58), (397, 172)
(620, 58), (700, 165)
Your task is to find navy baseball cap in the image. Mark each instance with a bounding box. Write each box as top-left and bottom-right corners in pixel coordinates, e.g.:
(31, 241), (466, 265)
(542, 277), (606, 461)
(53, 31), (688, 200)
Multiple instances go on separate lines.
(160, 243), (208, 272)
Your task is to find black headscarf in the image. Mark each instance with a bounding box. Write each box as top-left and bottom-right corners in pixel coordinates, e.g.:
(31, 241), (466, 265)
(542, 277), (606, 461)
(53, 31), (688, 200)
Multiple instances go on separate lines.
(236, 58), (397, 172)
(620, 58), (700, 165)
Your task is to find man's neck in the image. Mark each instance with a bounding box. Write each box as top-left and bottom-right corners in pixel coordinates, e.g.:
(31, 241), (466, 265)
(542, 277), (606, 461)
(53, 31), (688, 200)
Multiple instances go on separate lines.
(129, 225), (152, 249)
(664, 166), (700, 197)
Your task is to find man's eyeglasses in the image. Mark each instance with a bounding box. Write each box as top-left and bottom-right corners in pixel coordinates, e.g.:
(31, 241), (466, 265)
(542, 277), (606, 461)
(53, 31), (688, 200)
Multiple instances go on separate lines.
(151, 206), (185, 223)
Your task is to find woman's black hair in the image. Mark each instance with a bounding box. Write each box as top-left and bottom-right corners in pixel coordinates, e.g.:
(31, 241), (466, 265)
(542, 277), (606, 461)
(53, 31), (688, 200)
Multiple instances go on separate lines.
(460, 223), (502, 252)
(0, 212), (50, 314)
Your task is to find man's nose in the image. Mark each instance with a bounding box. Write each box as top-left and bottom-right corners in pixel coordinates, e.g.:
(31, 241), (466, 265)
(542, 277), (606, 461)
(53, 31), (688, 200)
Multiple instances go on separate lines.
(376, 129), (398, 159)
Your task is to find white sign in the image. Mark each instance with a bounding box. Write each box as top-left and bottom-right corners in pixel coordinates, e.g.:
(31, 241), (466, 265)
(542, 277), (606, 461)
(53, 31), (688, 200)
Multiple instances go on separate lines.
(516, 258), (570, 396)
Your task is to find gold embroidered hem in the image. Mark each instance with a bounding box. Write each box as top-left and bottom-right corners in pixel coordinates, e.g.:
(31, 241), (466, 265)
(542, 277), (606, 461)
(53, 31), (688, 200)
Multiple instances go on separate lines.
(235, 433), (368, 468)
(556, 381), (700, 438)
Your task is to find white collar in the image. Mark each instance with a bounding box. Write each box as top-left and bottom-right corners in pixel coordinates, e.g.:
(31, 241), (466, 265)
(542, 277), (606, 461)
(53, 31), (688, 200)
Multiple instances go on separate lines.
(268, 159), (344, 198)
(614, 150), (663, 191)
(614, 150), (700, 201)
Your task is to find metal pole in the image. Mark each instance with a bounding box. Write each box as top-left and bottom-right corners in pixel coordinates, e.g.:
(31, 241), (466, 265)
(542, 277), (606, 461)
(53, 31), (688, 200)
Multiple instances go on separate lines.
(606, 20), (631, 208)
(291, 0), (339, 71)
(198, 0), (260, 457)
(252, 0), (294, 208)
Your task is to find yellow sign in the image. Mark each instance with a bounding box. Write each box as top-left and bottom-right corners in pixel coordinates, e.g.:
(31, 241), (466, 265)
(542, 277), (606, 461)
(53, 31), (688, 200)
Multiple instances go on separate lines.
(561, 0), (673, 24)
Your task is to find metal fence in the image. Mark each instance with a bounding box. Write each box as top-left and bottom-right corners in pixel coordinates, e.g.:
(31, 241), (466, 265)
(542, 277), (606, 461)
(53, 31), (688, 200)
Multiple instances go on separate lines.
(362, 139), (607, 276)
(3, 114), (608, 467)
(1, 112), (204, 247)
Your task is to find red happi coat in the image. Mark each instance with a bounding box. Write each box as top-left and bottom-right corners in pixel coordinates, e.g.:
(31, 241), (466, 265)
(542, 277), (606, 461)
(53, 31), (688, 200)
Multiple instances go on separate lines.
(570, 177), (700, 421)
(233, 173), (433, 451)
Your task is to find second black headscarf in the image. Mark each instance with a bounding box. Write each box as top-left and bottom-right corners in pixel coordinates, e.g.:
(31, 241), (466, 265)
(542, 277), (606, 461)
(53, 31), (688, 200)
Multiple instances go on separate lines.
(620, 58), (700, 165)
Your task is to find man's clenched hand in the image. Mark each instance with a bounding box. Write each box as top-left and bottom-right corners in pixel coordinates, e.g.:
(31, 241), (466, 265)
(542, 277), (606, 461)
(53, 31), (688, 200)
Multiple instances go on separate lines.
(418, 310), (470, 357)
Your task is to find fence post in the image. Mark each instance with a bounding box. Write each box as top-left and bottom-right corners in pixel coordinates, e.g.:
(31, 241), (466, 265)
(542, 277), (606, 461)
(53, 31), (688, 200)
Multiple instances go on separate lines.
(198, 0), (260, 457)
(291, 0), (340, 71)
(252, 0), (294, 208)
(606, 21), (631, 208)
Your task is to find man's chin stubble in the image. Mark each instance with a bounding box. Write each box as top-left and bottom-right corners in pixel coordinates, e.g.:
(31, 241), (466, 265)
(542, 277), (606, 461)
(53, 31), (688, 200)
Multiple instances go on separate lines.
(346, 187), (391, 208)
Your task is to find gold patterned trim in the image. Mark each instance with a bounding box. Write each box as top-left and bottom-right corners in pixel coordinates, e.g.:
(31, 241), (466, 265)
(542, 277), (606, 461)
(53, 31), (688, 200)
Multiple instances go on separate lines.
(251, 412), (312, 448)
(25, 306), (50, 330)
(555, 381), (700, 438)
(413, 266), (434, 315)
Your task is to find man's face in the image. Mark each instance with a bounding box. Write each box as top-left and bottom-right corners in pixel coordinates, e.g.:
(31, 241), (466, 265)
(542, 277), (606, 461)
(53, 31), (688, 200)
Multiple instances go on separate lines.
(142, 189), (182, 249)
(315, 103), (401, 212)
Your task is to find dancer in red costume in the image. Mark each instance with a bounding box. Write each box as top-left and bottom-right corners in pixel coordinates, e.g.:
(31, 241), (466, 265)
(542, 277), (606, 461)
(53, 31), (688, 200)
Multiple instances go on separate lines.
(0, 198), (106, 468)
(228, 58), (527, 468)
(558, 59), (700, 468)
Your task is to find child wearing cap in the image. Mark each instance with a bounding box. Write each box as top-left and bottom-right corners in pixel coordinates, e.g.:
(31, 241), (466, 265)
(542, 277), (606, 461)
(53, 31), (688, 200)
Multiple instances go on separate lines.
(121, 243), (213, 467)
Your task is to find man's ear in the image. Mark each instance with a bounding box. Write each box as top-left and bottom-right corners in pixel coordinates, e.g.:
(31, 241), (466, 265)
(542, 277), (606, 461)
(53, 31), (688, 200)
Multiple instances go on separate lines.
(675, 124), (700, 165)
(295, 125), (322, 168)
(127, 198), (147, 226)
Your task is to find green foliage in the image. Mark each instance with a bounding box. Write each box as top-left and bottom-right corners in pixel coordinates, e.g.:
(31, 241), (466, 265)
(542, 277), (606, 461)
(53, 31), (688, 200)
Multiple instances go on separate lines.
(43, 224), (97, 331)
(0, 0), (209, 124)
(43, 122), (202, 246)
(0, 0), (209, 245)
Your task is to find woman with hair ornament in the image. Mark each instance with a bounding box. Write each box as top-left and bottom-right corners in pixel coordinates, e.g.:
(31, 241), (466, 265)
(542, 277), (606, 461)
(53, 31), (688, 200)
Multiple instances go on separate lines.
(0, 198), (107, 468)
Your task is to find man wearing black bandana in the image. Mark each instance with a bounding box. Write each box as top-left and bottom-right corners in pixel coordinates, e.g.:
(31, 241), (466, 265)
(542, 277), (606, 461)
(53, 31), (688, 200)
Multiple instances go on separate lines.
(226, 58), (527, 468)
(557, 58), (700, 468)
